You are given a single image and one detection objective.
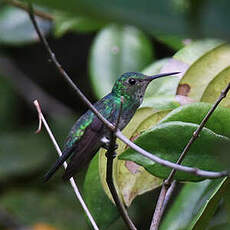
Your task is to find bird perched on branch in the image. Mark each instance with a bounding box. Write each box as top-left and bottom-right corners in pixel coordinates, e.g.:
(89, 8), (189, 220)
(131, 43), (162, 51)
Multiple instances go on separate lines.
(44, 71), (179, 181)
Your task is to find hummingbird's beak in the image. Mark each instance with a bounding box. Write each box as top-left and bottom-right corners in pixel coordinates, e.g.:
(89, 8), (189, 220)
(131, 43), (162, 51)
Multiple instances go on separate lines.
(145, 72), (180, 81)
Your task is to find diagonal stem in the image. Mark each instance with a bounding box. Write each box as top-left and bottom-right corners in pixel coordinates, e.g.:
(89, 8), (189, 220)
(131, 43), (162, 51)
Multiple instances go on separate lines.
(27, 3), (229, 181)
(150, 82), (230, 230)
(5, 0), (53, 20)
(33, 100), (99, 230)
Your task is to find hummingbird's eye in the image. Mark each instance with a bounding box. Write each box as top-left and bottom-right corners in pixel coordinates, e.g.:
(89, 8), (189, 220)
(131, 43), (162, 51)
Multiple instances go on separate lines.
(128, 78), (136, 85)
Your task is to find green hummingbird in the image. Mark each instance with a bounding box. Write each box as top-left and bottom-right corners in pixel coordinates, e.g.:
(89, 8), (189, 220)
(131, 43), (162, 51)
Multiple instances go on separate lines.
(44, 71), (179, 181)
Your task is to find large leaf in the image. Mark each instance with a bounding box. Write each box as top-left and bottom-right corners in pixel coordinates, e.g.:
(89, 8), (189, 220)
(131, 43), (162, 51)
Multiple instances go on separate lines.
(30, 0), (230, 40)
(160, 178), (229, 230)
(83, 154), (119, 230)
(177, 43), (230, 101)
(201, 66), (230, 108)
(0, 6), (50, 45)
(53, 11), (105, 37)
(160, 102), (230, 138)
(89, 24), (153, 98)
(119, 121), (229, 181)
(154, 34), (186, 50)
(174, 39), (223, 65)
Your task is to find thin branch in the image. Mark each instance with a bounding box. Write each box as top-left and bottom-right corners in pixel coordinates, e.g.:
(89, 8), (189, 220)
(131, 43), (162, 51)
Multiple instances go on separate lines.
(105, 97), (137, 230)
(115, 130), (228, 178)
(33, 100), (99, 230)
(166, 82), (230, 183)
(4, 0), (53, 20)
(150, 82), (230, 230)
(150, 181), (176, 230)
(150, 184), (168, 230)
(162, 181), (176, 213)
(27, 3), (229, 179)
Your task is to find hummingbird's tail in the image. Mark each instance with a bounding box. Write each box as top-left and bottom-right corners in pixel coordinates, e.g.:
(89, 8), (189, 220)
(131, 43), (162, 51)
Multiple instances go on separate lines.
(43, 146), (74, 182)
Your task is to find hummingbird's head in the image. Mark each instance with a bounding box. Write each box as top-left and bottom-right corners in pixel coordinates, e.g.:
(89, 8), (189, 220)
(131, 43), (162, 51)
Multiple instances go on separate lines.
(111, 72), (179, 104)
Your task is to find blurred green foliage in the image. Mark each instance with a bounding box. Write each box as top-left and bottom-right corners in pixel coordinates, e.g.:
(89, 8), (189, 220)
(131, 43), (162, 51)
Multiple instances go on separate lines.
(0, 0), (230, 230)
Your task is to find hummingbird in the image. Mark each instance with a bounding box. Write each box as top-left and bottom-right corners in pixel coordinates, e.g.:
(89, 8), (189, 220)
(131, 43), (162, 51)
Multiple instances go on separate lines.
(44, 71), (179, 181)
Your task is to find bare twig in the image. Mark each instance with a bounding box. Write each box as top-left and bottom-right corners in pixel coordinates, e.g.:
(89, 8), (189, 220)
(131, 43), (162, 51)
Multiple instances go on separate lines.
(105, 97), (137, 230)
(150, 82), (230, 230)
(116, 130), (228, 178)
(28, 4), (229, 179)
(4, 0), (53, 20)
(162, 181), (176, 213)
(33, 100), (99, 230)
(150, 181), (176, 230)
(166, 82), (230, 183)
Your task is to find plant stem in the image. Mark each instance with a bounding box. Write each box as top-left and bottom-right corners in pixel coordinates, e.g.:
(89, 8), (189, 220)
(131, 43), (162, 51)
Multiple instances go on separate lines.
(5, 0), (53, 20)
(28, 3), (229, 180)
(105, 97), (137, 230)
(33, 100), (99, 230)
(150, 82), (230, 230)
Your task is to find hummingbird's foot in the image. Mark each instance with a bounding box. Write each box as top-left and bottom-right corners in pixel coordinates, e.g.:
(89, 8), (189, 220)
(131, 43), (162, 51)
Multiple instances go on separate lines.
(101, 137), (118, 150)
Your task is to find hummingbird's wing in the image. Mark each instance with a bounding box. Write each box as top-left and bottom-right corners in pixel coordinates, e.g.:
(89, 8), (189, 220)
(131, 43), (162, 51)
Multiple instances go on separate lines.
(43, 112), (104, 181)
(44, 94), (120, 181)
(62, 115), (104, 180)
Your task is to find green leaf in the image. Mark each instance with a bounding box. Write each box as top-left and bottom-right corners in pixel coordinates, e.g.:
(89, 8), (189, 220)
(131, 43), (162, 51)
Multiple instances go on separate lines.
(174, 39), (224, 65)
(193, 178), (230, 230)
(178, 43), (230, 101)
(201, 66), (230, 108)
(89, 24), (153, 98)
(141, 96), (180, 110)
(119, 121), (229, 181)
(160, 178), (228, 230)
(83, 154), (119, 229)
(154, 34), (186, 50)
(30, 0), (230, 40)
(0, 131), (52, 180)
(53, 11), (105, 37)
(0, 6), (51, 45)
(160, 102), (230, 138)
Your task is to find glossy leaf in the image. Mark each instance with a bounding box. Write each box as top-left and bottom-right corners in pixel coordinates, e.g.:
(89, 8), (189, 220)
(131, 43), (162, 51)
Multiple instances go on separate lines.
(83, 154), (119, 229)
(31, 0), (230, 40)
(89, 24), (153, 98)
(160, 178), (228, 230)
(193, 178), (230, 230)
(0, 6), (50, 45)
(201, 67), (230, 108)
(119, 121), (229, 181)
(160, 102), (230, 138)
(174, 39), (224, 65)
(53, 12), (105, 37)
(178, 43), (230, 101)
